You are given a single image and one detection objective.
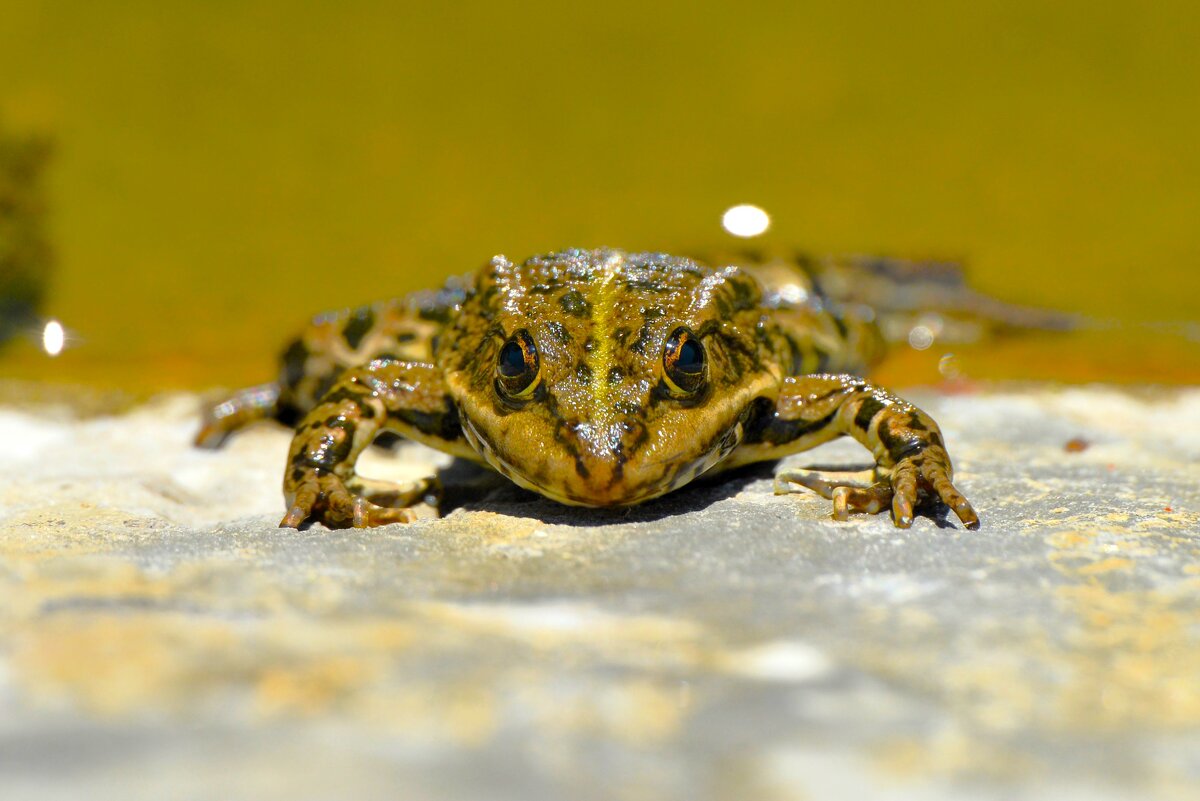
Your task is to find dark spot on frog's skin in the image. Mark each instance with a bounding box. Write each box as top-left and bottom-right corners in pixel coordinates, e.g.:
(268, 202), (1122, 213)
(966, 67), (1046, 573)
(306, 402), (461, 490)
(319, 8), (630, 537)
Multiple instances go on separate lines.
(607, 367), (624, 384)
(827, 313), (848, 340)
(394, 332), (417, 343)
(624, 278), (671, 293)
(728, 275), (758, 310)
(314, 373), (341, 402)
(282, 339), (310, 389)
(767, 408), (840, 446)
(290, 468), (306, 482)
(573, 454), (590, 480)
(713, 296), (733, 319)
(877, 418), (933, 462)
(583, 337), (596, 353)
(709, 328), (762, 375)
(396, 405), (462, 443)
(546, 320), (572, 344)
(742, 397), (839, 447)
(343, 308), (376, 350)
(885, 437), (928, 462)
(755, 318), (771, 342)
(614, 400), (642, 416)
(612, 327), (632, 346)
(812, 347), (832, 373)
(631, 308), (664, 355)
(576, 363), (593, 385)
(320, 387), (363, 407)
(559, 289), (592, 318)
(300, 431), (353, 470)
(854, 396), (887, 432)
(547, 418), (589, 481)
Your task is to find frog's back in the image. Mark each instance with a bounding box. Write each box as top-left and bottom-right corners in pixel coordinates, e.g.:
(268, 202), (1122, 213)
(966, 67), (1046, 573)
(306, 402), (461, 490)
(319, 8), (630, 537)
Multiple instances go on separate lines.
(437, 249), (887, 391)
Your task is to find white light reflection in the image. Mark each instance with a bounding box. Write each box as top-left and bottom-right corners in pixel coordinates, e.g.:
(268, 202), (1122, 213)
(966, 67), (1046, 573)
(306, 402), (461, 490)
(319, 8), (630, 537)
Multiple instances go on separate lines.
(722, 204), (770, 238)
(42, 319), (65, 356)
(777, 284), (808, 304)
(938, 353), (961, 379)
(907, 325), (934, 351)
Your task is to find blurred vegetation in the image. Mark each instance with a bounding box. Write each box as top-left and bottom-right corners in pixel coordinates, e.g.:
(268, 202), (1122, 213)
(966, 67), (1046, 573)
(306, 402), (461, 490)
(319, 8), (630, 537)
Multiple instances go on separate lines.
(0, 120), (52, 346)
(0, 1), (1196, 390)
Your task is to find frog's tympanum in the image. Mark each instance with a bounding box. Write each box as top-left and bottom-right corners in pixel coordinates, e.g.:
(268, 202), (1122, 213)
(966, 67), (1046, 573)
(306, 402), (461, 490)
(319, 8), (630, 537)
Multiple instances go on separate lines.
(198, 249), (987, 530)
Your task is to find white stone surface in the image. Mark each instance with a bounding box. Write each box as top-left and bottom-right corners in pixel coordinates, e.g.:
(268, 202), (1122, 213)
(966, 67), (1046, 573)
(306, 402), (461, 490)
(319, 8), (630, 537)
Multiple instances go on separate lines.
(0, 386), (1198, 801)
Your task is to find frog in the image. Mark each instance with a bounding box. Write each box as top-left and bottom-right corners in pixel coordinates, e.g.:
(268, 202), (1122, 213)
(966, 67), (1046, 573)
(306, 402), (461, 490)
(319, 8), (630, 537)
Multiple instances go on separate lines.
(196, 248), (985, 531)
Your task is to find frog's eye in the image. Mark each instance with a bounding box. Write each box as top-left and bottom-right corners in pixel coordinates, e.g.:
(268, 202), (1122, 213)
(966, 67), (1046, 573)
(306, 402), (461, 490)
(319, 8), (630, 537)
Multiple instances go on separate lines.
(495, 329), (540, 400)
(662, 327), (707, 396)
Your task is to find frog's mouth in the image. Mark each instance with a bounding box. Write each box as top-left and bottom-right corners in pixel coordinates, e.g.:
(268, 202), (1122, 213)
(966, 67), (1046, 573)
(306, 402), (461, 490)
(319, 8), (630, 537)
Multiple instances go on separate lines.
(459, 414), (745, 508)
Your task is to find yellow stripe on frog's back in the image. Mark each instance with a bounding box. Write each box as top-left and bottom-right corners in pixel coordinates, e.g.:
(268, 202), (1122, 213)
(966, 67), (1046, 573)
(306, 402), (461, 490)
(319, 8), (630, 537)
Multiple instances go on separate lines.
(587, 251), (623, 425)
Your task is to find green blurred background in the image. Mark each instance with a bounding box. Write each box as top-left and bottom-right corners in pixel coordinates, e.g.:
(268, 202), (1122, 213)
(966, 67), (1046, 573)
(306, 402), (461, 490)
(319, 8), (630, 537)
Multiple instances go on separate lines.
(1, 0), (1198, 390)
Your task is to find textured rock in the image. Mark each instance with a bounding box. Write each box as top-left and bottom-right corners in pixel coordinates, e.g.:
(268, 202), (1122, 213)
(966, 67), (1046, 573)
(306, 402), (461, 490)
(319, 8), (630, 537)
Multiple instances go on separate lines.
(1, 386), (1198, 801)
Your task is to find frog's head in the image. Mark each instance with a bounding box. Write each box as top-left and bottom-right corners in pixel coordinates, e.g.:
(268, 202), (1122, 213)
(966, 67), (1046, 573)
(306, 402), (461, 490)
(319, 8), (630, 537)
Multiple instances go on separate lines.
(440, 250), (777, 507)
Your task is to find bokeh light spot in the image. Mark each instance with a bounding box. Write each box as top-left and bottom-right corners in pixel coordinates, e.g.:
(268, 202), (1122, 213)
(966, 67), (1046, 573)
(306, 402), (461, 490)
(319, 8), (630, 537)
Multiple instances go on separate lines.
(722, 204), (770, 238)
(42, 320), (65, 356)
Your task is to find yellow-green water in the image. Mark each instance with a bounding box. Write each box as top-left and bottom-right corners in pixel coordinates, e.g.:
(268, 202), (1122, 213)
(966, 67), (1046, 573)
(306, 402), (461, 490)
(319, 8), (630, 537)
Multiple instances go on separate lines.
(2, 1), (1198, 391)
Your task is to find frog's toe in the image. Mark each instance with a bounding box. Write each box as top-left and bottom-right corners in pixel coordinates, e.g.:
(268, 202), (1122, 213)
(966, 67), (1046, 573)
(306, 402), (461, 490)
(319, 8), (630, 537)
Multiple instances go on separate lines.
(776, 460), (978, 530)
(195, 417), (242, 449)
(352, 497), (418, 527)
(348, 475), (441, 526)
(280, 470), (357, 529)
(919, 459), (980, 530)
(888, 447), (981, 531)
(281, 471), (437, 529)
(195, 383), (282, 449)
(832, 484), (893, 520)
(776, 467), (892, 521)
(774, 466), (876, 498)
(889, 459), (919, 528)
(347, 475), (441, 511)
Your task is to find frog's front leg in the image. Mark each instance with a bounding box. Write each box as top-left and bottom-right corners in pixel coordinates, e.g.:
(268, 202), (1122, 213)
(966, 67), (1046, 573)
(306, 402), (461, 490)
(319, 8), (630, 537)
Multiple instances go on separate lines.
(745, 374), (980, 530)
(279, 359), (472, 530)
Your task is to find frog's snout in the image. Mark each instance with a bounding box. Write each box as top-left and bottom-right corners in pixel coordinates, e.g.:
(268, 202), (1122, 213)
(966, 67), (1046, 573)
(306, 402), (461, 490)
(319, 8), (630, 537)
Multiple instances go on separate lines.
(556, 417), (671, 506)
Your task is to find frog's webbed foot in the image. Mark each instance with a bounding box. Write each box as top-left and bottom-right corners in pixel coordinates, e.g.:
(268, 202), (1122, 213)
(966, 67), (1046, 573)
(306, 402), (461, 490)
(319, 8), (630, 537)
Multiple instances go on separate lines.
(281, 471), (441, 529)
(776, 445), (979, 530)
(195, 383), (282, 449)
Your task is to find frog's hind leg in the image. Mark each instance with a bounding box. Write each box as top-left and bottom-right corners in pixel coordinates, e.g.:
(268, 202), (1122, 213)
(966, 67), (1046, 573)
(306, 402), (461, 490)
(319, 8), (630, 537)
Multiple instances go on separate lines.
(195, 382), (283, 449)
(194, 295), (440, 449)
(775, 465), (893, 521)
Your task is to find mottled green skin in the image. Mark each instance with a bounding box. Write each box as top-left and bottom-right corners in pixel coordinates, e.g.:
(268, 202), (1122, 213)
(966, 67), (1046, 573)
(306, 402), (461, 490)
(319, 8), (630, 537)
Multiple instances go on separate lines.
(198, 249), (979, 530)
